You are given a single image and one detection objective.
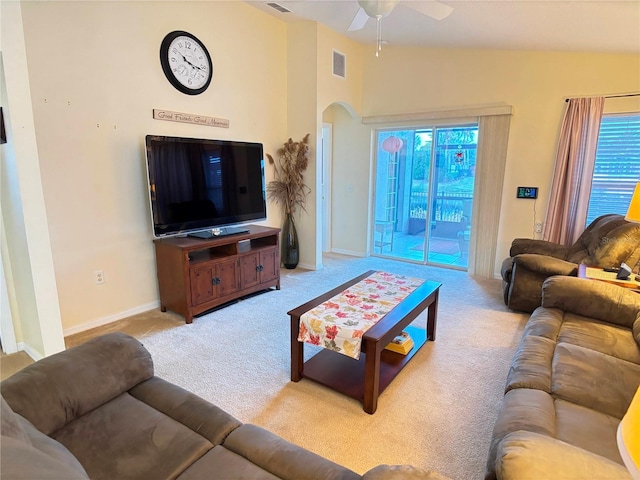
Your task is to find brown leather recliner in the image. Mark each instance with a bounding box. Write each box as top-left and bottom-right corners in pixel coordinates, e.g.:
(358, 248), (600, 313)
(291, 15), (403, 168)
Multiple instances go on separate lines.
(501, 213), (640, 312)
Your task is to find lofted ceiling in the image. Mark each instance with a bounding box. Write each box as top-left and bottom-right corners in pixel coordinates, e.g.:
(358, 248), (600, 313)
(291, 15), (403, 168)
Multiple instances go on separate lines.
(246, 1), (640, 54)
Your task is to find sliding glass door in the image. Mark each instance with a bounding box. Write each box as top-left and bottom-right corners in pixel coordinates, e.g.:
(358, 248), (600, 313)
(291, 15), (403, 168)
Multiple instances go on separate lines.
(372, 124), (477, 269)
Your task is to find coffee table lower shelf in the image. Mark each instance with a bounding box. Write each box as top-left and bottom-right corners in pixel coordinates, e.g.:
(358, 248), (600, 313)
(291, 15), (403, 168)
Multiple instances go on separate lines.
(302, 324), (426, 401)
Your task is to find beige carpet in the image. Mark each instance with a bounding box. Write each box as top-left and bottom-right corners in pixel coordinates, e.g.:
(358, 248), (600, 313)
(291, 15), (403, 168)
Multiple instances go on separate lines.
(66, 252), (527, 479)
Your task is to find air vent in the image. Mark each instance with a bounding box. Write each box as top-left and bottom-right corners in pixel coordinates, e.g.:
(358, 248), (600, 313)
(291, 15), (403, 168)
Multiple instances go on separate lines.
(266, 2), (291, 13)
(333, 50), (346, 79)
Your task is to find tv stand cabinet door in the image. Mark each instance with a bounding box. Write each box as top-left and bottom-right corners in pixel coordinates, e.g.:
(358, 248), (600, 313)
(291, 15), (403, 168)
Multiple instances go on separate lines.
(239, 253), (260, 289)
(190, 265), (215, 306)
(216, 258), (240, 298)
(260, 249), (278, 284)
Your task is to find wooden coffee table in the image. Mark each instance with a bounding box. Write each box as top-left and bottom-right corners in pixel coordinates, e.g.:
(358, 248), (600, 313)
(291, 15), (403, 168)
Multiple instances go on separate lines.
(288, 270), (441, 414)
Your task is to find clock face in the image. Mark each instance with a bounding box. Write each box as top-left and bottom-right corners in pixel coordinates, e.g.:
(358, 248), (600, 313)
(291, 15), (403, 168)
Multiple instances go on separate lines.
(160, 31), (213, 95)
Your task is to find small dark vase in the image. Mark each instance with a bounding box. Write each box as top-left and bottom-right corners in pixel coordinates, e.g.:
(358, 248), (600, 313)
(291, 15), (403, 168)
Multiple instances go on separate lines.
(282, 213), (299, 269)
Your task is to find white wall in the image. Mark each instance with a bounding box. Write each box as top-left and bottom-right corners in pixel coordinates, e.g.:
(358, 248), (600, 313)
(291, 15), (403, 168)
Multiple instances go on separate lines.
(284, 22), (367, 270)
(285, 21), (319, 270)
(18, 1), (287, 332)
(1, 1), (65, 358)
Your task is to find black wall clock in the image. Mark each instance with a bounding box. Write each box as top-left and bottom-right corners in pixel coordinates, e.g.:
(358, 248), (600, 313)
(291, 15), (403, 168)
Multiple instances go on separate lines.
(160, 31), (213, 95)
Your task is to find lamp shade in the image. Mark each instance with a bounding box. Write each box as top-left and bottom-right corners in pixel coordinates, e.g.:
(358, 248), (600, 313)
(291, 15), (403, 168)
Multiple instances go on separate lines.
(618, 386), (640, 479)
(625, 182), (640, 223)
(382, 136), (403, 153)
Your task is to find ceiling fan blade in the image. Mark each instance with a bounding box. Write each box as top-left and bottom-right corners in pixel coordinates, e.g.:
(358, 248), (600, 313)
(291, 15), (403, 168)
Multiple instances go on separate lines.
(348, 7), (370, 31)
(403, 1), (453, 21)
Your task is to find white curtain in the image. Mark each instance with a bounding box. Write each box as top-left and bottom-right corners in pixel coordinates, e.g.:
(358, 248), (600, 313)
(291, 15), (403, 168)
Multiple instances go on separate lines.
(468, 114), (512, 278)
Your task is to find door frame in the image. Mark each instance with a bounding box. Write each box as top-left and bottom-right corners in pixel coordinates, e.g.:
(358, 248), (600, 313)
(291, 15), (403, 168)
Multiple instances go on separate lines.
(321, 123), (332, 253)
(0, 209), (18, 354)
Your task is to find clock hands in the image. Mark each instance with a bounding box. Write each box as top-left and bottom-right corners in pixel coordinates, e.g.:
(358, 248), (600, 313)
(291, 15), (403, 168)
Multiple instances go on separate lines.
(177, 52), (205, 73)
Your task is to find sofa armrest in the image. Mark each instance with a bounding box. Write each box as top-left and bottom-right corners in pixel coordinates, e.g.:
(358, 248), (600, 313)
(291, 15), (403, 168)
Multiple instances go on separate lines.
(0, 332), (153, 435)
(129, 376), (242, 446)
(510, 238), (569, 258)
(542, 276), (640, 329)
(494, 431), (631, 480)
(513, 254), (579, 277)
(222, 424), (361, 480)
(362, 465), (451, 480)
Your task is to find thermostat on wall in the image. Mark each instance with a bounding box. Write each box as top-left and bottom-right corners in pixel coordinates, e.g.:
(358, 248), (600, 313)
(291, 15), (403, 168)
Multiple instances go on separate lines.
(517, 187), (538, 199)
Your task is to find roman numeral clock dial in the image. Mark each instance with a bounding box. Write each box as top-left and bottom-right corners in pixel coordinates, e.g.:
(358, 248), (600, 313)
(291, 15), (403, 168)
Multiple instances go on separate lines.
(160, 31), (213, 95)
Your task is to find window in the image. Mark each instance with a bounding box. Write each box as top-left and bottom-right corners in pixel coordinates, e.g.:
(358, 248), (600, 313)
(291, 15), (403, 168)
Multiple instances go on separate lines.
(586, 113), (640, 226)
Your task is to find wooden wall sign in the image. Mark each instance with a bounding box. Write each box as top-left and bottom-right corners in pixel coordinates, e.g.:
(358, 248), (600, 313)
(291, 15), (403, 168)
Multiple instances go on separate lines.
(153, 109), (229, 128)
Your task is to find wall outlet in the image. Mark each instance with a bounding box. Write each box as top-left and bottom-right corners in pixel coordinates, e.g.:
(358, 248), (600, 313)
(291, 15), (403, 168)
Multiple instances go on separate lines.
(535, 222), (543, 233)
(94, 270), (105, 285)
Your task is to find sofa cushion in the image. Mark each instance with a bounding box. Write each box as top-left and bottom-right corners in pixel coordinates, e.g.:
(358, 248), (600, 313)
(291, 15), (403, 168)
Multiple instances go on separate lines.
(551, 342), (640, 418)
(585, 222), (640, 267)
(52, 392), (213, 480)
(554, 399), (622, 464)
(0, 437), (90, 480)
(1, 332), (153, 435)
(566, 214), (639, 266)
(223, 424), (360, 480)
(1, 395), (89, 480)
(558, 314), (640, 364)
(495, 431), (631, 480)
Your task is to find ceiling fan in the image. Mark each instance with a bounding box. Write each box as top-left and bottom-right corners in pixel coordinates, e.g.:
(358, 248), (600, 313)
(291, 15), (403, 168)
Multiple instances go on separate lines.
(348, 0), (453, 56)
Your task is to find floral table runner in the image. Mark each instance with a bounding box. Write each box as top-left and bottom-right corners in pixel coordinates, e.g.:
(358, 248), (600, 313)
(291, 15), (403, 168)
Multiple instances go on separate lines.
(298, 271), (425, 359)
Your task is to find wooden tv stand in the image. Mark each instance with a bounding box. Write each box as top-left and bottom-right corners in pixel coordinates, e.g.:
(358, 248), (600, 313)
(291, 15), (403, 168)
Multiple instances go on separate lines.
(153, 225), (281, 323)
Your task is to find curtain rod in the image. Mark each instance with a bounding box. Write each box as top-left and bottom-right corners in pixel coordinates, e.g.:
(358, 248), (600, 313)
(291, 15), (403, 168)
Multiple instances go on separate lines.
(565, 93), (640, 102)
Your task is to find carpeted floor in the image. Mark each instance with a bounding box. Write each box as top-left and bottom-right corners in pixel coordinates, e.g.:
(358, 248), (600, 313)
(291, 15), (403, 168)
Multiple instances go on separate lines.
(64, 252), (527, 480)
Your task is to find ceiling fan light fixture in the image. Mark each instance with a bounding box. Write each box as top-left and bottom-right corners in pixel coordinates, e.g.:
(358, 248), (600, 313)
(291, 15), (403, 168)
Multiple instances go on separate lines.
(358, 0), (398, 18)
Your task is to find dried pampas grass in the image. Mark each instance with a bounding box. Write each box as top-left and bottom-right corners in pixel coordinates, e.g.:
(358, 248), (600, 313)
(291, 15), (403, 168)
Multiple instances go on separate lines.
(266, 134), (311, 216)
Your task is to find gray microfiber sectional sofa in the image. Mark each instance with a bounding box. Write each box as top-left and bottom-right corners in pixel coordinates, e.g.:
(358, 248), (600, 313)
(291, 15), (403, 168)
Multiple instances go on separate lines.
(485, 275), (640, 480)
(0, 332), (447, 480)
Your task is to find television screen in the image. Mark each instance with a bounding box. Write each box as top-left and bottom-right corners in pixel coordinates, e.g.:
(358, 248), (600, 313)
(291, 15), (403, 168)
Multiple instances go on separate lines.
(145, 135), (266, 237)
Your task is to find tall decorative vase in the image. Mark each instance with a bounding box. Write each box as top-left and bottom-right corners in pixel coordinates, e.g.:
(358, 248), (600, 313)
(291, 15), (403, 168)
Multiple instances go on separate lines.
(282, 213), (299, 269)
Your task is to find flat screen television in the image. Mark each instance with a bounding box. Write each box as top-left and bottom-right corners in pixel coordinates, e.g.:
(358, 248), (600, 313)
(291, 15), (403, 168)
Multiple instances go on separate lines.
(145, 135), (267, 238)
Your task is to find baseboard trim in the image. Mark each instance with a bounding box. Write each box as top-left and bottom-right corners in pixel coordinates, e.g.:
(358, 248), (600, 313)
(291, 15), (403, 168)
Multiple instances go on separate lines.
(296, 262), (318, 270)
(18, 342), (43, 362)
(63, 301), (160, 337)
(330, 248), (366, 257)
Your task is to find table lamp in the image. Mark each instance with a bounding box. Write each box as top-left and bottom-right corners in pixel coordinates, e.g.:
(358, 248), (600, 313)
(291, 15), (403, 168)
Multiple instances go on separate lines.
(618, 386), (640, 479)
(625, 182), (640, 223)
(625, 182), (640, 277)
